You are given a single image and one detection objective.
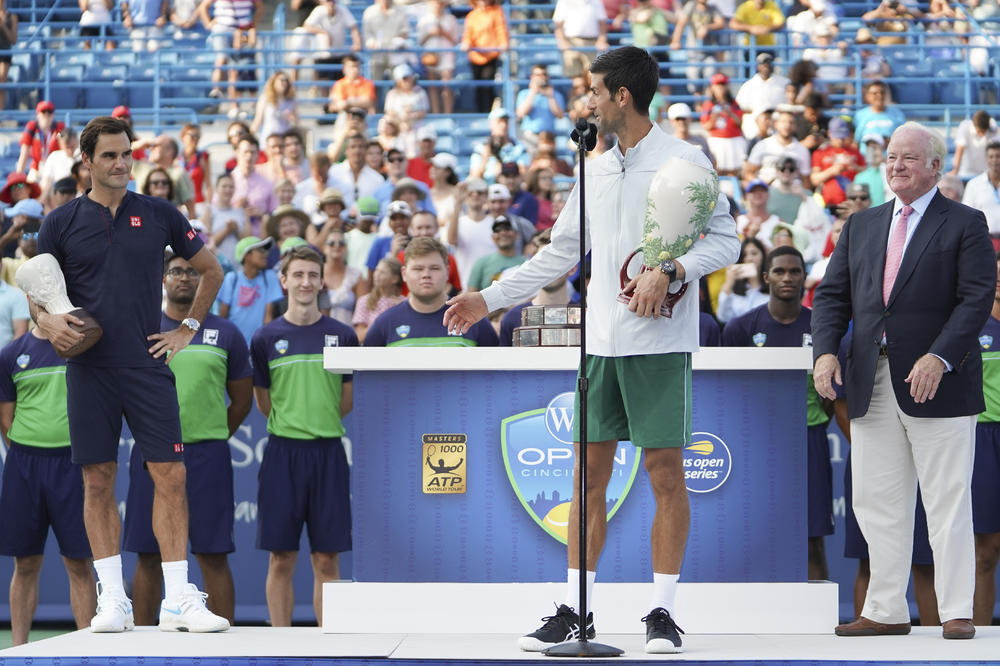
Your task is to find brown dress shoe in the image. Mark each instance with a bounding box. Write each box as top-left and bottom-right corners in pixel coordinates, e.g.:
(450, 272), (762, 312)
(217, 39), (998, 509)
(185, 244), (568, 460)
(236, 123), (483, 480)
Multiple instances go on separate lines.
(835, 616), (911, 636)
(942, 619), (975, 639)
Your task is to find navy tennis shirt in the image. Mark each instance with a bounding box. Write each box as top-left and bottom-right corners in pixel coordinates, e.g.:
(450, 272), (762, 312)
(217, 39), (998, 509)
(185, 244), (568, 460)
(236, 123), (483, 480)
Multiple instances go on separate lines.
(38, 191), (203, 367)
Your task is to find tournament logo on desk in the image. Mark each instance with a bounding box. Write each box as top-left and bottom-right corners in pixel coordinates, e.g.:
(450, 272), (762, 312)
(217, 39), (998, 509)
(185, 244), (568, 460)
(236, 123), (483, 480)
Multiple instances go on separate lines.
(422, 434), (467, 494)
(500, 392), (640, 544)
(683, 432), (732, 493)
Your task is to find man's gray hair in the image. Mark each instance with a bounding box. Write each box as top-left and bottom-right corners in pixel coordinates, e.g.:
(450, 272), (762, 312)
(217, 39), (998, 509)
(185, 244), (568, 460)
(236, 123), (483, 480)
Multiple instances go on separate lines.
(891, 121), (947, 179)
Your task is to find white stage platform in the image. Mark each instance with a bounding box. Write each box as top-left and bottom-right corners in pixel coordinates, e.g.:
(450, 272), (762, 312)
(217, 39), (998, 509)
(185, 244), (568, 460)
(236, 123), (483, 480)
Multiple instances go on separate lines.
(2, 626), (999, 663)
(322, 582), (840, 634)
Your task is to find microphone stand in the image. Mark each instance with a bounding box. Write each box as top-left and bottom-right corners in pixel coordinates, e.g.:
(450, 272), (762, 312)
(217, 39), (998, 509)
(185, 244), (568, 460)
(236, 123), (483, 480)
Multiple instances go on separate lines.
(544, 121), (623, 659)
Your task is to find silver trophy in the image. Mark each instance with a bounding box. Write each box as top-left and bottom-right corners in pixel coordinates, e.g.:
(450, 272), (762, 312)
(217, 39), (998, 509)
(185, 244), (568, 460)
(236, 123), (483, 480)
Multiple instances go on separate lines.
(16, 253), (103, 357)
(617, 156), (720, 317)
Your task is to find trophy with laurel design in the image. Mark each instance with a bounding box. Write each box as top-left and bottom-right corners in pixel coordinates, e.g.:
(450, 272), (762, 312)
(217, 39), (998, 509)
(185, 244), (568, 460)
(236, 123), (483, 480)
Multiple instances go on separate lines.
(617, 156), (719, 317)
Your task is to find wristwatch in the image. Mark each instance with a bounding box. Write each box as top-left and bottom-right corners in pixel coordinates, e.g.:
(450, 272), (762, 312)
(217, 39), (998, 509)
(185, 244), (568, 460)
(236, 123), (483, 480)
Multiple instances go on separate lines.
(180, 317), (201, 334)
(658, 259), (677, 282)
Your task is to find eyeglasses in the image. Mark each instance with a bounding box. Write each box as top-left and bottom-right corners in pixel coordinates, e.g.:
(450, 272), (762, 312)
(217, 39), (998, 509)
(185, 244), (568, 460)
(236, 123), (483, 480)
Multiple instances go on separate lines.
(327, 239), (347, 247)
(39, 109), (54, 115)
(149, 180), (170, 186)
(11, 183), (26, 190)
(21, 232), (38, 240)
(388, 157), (405, 163)
(166, 267), (200, 278)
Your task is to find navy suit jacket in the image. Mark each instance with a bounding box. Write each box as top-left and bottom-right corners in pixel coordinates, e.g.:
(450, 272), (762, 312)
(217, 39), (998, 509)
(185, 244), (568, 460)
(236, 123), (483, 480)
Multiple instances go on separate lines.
(811, 191), (996, 419)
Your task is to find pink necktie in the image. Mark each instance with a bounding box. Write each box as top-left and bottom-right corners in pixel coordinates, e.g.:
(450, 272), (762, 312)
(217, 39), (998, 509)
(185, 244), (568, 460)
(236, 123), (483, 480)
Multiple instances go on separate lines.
(883, 205), (913, 304)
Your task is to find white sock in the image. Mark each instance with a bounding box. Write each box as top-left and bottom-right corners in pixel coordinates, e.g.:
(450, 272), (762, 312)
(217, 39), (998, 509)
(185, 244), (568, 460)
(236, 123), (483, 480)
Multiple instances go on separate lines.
(651, 573), (679, 616)
(564, 568), (596, 613)
(161, 560), (189, 600)
(93, 554), (125, 594)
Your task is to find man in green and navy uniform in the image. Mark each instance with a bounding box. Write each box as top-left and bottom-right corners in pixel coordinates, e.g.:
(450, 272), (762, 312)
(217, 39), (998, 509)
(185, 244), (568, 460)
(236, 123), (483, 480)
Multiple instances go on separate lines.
(722, 246), (834, 581)
(250, 245), (358, 627)
(0, 329), (97, 644)
(972, 252), (1000, 625)
(365, 237), (498, 347)
(123, 253), (253, 625)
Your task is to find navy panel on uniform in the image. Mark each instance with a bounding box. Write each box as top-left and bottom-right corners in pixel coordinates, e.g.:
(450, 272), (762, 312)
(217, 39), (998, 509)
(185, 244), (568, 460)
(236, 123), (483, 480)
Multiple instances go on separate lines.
(0, 443), (91, 559)
(37, 191), (203, 367)
(256, 435), (351, 554)
(973, 422), (1000, 534)
(123, 440), (235, 555)
(66, 364), (183, 465)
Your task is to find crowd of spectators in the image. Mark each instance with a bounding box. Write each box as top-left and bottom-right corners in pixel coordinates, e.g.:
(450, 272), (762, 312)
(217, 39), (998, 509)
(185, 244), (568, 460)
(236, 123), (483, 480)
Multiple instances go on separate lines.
(0, 0), (998, 350)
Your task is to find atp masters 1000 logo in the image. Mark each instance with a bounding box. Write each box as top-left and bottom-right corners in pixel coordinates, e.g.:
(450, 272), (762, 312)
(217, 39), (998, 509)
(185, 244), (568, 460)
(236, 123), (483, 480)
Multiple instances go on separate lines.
(500, 392), (641, 544)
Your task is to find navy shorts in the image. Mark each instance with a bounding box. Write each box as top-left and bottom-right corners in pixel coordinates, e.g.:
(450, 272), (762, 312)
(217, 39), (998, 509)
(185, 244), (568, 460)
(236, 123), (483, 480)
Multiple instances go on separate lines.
(256, 435), (351, 554)
(0, 443), (92, 559)
(123, 440), (235, 555)
(808, 424), (834, 538)
(66, 364), (183, 465)
(843, 449), (934, 564)
(973, 422), (1000, 534)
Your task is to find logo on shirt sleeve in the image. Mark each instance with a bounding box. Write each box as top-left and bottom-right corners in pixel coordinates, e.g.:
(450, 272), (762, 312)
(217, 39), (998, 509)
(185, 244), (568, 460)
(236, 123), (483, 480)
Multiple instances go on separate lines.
(981, 335), (993, 350)
(752, 332), (767, 347)
(395, 325), (411, 339)
(186, 229), (196, 240)
(203, 329), (219, 346)
(130, 216), (142, 228)
(802, 333), (813, 347)
(275, 339), (289, 354)
(325, 335), (340, 347)
(16, 354), (29, 368)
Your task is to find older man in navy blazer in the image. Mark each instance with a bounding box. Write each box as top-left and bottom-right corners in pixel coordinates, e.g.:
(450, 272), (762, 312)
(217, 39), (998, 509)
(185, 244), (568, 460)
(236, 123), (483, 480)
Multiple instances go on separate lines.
(812, 122), (996, 640)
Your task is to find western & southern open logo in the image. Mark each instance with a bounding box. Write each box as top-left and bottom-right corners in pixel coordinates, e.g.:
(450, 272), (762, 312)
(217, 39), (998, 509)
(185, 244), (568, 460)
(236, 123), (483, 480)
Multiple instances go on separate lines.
(501, 392), (640, 544)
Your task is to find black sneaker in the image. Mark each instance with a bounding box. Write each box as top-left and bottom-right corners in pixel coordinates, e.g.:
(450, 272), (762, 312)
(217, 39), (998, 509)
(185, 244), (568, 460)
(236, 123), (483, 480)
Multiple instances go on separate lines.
(642, 607), (684, 653)
(518, 603), (595, 652)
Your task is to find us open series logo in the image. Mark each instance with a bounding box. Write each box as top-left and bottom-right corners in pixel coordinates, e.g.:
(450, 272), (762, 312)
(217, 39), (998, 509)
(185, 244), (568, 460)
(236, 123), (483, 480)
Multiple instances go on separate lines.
(683, 432), (732, 493)
(422, 434), (467, 494)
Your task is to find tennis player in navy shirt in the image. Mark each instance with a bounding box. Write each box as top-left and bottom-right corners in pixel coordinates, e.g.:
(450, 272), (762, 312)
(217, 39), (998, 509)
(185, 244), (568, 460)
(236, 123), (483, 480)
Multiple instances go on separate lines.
(32, 116), (228, 634)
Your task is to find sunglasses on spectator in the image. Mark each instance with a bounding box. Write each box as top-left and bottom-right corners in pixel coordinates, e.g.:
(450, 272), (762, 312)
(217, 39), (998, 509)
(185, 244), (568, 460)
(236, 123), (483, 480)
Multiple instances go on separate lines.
(387, 157), (405, 163)
(847, 195), (870, 200)
(778, 166), (797, 173)
(21, 232), (38, 240)
(149, 180), (170, 186)
(327, 239), (347, 246)
(39, 109), (54, 115)
(166, 267), (200, 278)
(11, 183), (26, 190)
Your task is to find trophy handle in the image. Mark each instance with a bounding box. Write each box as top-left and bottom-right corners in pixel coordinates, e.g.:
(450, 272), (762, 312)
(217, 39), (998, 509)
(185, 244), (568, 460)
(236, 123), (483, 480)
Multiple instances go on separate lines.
(616, 249), (688, 318)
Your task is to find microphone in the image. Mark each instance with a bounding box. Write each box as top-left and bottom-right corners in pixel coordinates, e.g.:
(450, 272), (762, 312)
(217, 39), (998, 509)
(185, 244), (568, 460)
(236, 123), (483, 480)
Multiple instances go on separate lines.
(571, 118), (598, 151)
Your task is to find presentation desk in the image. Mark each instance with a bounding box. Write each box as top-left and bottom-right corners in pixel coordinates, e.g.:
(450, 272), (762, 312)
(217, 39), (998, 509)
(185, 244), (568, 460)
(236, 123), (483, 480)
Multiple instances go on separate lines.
(326, 347), (813, 584)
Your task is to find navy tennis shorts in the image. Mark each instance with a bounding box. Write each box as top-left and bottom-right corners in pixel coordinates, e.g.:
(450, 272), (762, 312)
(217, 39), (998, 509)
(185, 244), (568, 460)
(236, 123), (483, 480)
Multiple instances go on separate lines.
(0, 443), (92, 559)
(973, 422), (1000, 534)
(123, 440), (235, 555)
(807, 424), (834, 539)
(256, 435), (352, 554)
(843, 449), (933, 564)
(66, 364), (183, 465)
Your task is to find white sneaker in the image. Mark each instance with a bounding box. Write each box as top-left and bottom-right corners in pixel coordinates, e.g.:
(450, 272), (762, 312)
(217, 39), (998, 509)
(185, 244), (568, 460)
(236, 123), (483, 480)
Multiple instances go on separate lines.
(158, 583), (231, 632)
(90, 584), (135, 633)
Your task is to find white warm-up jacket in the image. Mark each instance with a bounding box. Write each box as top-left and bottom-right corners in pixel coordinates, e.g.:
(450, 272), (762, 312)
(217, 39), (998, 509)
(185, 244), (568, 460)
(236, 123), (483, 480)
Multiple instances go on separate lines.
(481, 124), (740, 357)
